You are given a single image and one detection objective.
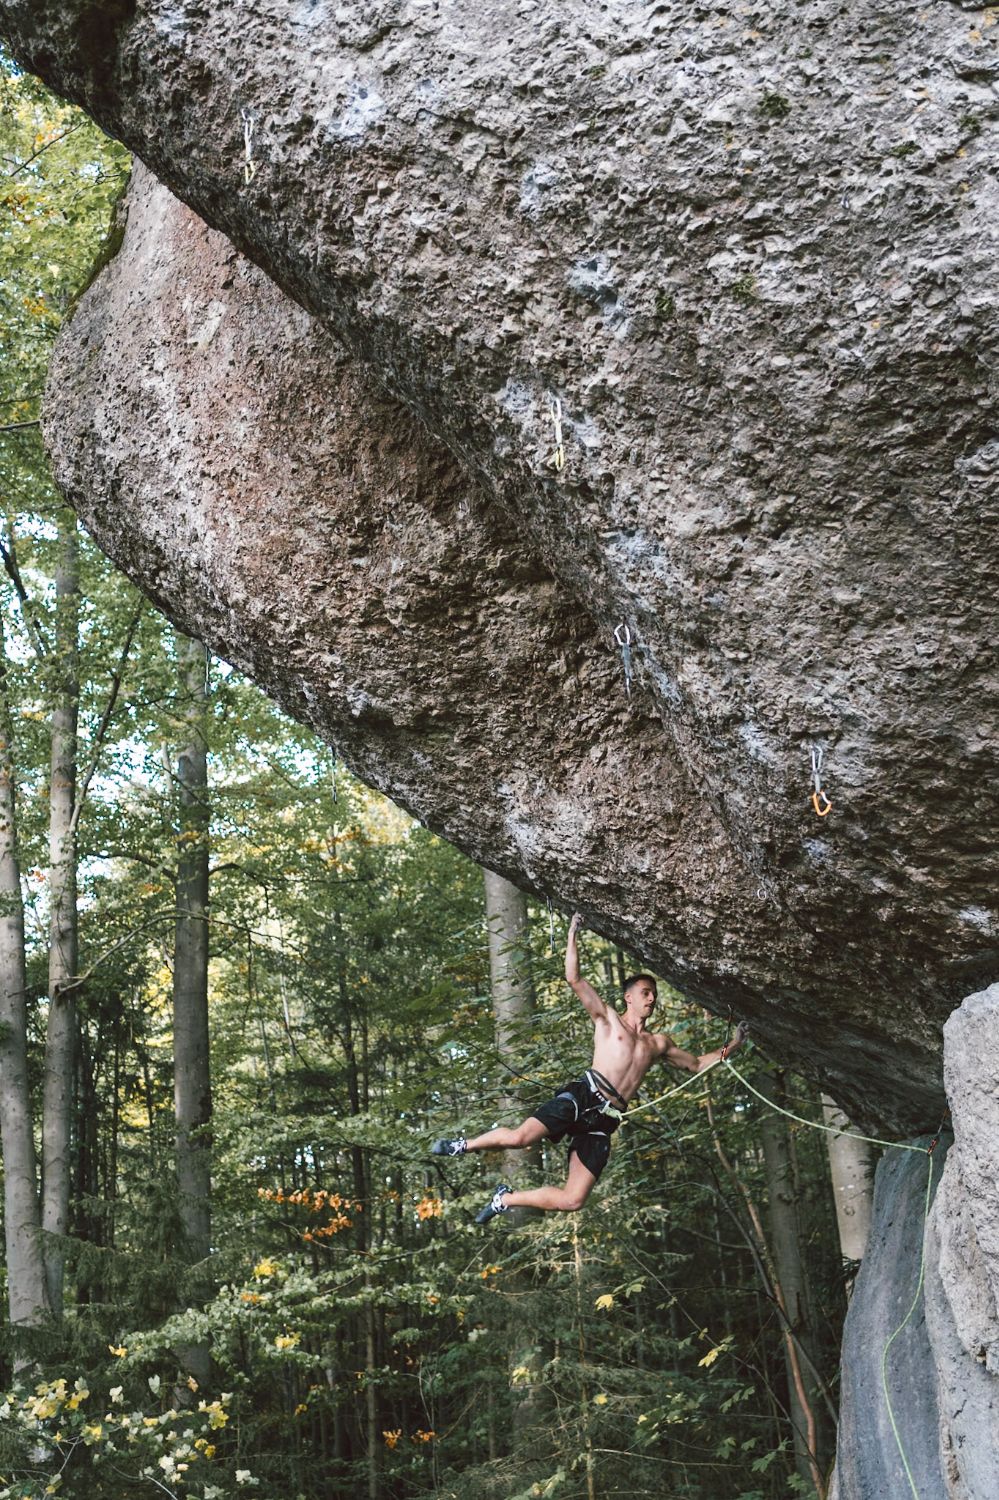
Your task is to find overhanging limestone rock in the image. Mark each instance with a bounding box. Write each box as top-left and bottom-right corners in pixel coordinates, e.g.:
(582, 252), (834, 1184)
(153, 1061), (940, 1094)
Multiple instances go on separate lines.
(2, 0), (997, 1128)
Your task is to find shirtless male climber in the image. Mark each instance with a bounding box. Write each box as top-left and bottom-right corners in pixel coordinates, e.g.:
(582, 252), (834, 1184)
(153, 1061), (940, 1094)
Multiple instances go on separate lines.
(432, 912), (748, 1224)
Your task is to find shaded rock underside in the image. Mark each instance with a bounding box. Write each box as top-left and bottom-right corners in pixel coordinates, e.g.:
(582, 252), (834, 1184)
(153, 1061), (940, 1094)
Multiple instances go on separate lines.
(3, 0), (998, 1129)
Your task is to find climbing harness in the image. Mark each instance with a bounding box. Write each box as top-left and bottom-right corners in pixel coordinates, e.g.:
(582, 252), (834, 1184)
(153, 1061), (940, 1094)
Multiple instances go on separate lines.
(585, 1067), (628, 1123)
(614, 623), (633, 697)
(810, 745), (832, 817)
(547, 395), (565, 471)
(240, 108), (258, 185)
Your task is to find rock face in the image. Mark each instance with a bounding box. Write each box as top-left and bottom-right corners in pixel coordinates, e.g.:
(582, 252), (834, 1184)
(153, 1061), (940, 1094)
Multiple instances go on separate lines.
(835, 1138), (948, 1500)
(835, 983), (999, 1500)
(924, 984), (999, 1496)
(2, 0), (998, 1130)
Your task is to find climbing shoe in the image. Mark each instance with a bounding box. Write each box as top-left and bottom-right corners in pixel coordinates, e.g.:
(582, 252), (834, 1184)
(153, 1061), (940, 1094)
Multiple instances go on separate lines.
(431, 1136), (467, 1157)
(475, 1183), (512, 1225)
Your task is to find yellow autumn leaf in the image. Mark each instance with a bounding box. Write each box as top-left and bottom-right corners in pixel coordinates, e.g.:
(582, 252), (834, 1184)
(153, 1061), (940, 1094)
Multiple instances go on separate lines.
(594, 1294), (614, 1311)
(698, 1346), (721, 1368)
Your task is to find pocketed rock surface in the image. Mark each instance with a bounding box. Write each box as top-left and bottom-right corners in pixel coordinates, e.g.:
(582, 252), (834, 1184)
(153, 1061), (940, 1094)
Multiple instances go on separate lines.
(3, 0), (997, 1130)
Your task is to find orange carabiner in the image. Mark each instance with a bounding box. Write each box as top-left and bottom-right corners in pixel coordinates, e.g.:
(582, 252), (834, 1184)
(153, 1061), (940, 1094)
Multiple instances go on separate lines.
(811, 790), (832, 817)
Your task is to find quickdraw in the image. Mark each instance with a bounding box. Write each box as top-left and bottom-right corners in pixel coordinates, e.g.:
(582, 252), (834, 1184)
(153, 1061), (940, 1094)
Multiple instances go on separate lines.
(547, 395), (565, 471)
(810, 745), (832, 817)
(240, 108), (258, 185)
(614, 623), (633, 697)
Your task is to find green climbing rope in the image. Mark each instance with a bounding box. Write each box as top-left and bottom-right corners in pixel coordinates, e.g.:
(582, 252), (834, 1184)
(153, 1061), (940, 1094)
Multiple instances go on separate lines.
(879, 1148), (937, 1500)
(623, 1054), (722, 1119)
(721, 1058), (932, 1155)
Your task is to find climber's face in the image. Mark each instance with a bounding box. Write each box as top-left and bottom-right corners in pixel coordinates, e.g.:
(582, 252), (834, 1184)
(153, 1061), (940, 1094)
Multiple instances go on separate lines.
(624, 979), (658, 1019)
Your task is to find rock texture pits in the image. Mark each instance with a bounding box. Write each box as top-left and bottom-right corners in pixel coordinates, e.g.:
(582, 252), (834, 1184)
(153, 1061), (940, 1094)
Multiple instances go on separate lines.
(3, 0), (998, 1128)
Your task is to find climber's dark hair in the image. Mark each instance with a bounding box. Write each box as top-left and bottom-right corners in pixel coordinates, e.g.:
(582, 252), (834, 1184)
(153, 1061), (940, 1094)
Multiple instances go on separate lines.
(623, 973), (657, 999)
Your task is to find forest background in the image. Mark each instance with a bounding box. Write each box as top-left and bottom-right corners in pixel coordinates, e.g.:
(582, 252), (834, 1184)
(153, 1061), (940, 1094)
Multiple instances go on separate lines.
(0, 56), (876, 1500)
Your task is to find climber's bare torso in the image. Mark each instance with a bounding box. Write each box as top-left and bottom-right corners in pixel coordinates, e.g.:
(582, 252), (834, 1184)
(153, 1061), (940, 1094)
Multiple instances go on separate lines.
(582, 970), (704, 1102)
(590, 990), (676, 1102)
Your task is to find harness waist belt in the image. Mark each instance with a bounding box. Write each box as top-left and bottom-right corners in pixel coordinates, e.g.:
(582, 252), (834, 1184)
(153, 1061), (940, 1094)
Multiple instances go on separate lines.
(586, 1069), (628, 1110)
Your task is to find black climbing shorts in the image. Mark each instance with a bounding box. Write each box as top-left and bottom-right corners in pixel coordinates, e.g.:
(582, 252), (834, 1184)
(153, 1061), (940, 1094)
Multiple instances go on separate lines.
(532, 1074), (624, 1182)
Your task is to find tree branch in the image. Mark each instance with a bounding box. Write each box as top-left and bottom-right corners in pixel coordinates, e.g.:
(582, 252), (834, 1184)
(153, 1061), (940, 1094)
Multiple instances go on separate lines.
(5, 122), (83, 180)
(70, 600), (144, 833)
(0, 526), (49, 657)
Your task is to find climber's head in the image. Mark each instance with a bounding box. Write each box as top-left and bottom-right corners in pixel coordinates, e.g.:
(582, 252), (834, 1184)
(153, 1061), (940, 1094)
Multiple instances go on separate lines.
(623, 974), (658, 1019)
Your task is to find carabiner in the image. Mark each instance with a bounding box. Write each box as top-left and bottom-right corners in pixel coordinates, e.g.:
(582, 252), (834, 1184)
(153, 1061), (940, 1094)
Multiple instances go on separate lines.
(811, 789), (833, 817)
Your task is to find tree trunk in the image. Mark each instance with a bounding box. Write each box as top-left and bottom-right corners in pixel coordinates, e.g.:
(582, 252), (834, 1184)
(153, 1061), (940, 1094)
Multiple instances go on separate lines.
(172, 634), (212, 1384)
(365, 1274), (379, 1500)
(572, 1222), (597, 1500)
(758, 1069), (829, 1486)
(821, 1094), (875, 1272)
(483, 871), (539, 1193)
(0, 613), (50, 1331)
(483, 870), (548, 1455)
(41, 510), (80, 1317)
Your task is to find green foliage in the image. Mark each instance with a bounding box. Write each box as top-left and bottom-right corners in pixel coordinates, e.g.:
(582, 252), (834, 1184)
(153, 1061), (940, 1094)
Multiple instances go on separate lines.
(757, 92), (792, 122)
(730, 273), (759, 304)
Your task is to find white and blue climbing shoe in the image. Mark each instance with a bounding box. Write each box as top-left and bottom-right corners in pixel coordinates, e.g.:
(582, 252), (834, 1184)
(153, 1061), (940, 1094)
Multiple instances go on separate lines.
(431, 1136), (467, 1157)
(475, 1183), (512, 1224)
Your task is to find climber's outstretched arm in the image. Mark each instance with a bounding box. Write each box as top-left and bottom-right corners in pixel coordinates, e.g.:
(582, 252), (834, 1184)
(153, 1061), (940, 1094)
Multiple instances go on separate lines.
(661, 1022), (750, 1073)
(565, 912), (608, 1023)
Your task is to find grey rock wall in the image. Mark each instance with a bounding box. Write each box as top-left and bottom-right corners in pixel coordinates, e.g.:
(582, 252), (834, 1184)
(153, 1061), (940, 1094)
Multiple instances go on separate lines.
(835, 984), (999, 1499)
(2, 1), (998, 1128)
(835, 1139), (947, 1500)
(923, 983), (999, 1497)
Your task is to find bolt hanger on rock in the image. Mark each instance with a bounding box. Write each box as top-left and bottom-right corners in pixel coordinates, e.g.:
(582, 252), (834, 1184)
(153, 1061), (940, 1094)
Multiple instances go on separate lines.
(614, 623), (633, 697)
(240, 108), (258, 185)
(547, 395), (565, 472)
(810, 744), (832, 817)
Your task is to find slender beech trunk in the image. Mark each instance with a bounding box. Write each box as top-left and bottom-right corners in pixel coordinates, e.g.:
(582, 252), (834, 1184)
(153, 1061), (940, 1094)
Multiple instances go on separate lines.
(0, 615), (50, 1330)
(331, 887), (377, 1493)
(365, 1271), (378, 1500)
(41, 511), (80, 1317)
(483, 871), (540, 1194)
(758, 1070), (828, 1487)
(572, 1223), (597, 1500)
(172, 635), (211, 1382)
(483, 871), (548, 1454)
(821, 1094), (875, 1275)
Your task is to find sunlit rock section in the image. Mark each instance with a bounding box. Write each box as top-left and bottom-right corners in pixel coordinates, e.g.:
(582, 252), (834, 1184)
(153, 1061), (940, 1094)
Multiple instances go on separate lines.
(7, 0), (996, 1127)
(834, 984), (999, 1499)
